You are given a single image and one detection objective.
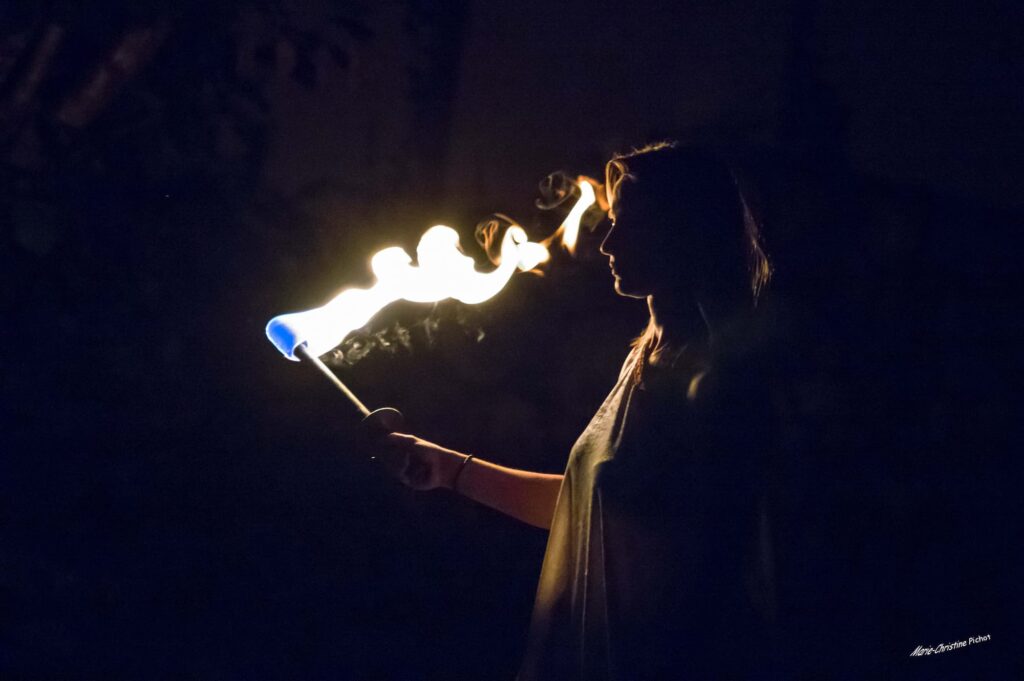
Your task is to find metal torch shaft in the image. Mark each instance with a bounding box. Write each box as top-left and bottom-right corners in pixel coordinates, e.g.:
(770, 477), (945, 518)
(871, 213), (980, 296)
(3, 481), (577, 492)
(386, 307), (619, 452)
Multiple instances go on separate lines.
(294, 344), (371, 418)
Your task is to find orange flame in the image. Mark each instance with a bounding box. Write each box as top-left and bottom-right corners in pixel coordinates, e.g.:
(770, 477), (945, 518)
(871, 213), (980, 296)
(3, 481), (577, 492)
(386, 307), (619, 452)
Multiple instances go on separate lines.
(542, 179), (597, 254)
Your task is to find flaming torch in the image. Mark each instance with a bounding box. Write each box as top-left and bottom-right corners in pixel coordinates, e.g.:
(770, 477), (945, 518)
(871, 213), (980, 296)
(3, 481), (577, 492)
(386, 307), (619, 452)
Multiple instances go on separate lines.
(265, 180), (598, 435)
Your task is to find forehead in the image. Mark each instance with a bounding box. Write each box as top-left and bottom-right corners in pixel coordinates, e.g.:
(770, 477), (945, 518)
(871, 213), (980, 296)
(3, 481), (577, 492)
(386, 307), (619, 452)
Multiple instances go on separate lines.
(608, 178), (635, 220)
(610, 180), (654, 223)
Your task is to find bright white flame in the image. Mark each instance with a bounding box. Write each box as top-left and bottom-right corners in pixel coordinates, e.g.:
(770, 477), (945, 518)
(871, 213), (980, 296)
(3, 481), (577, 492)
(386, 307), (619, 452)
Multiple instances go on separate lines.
(559, 180), (596, 253)
(267, 183), (596, 360)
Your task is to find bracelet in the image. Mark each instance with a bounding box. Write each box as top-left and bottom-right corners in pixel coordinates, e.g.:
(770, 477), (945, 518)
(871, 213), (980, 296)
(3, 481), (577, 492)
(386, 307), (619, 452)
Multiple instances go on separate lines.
(451, 454), (475, 493)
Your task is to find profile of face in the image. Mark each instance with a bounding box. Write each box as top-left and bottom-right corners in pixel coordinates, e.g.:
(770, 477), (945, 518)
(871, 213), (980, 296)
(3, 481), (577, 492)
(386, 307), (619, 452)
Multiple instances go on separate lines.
(599, 180), (700, 300)
(598, 145), (768, 309)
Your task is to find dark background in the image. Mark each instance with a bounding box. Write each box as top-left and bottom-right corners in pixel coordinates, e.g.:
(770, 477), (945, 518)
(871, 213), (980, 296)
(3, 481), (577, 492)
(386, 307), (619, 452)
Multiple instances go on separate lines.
(2, 1), (1020, 678)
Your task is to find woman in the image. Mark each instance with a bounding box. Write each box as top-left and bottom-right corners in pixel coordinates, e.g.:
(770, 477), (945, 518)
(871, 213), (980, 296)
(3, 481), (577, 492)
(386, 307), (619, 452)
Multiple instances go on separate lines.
(381, 141), (782, 679)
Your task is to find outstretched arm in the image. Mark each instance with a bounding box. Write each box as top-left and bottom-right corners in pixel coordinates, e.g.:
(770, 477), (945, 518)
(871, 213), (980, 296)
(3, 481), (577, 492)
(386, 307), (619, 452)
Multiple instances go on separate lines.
(380, 433), (563, 530)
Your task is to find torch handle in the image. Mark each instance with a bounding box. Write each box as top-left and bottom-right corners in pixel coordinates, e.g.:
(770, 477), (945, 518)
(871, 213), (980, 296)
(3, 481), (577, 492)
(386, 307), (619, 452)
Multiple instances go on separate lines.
(294, 344), (371, 417)
(294, 344), (405, 436)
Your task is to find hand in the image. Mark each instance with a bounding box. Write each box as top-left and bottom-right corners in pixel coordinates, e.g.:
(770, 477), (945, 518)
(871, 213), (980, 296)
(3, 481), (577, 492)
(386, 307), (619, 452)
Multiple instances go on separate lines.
(377, 432), (466, 491)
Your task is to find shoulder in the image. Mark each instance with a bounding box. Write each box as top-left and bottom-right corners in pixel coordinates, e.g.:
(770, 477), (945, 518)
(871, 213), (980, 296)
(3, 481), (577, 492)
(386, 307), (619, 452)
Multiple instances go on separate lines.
(615, 344), (644, 385)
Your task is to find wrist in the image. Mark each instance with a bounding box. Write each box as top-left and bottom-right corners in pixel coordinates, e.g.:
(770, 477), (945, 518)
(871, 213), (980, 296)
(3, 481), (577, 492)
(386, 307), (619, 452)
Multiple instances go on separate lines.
(447, 452), (475, 492)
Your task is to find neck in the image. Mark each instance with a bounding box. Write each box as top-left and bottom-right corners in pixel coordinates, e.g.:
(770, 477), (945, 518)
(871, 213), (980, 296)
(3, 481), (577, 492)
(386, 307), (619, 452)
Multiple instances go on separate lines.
(648, 280), (750, 352)
(645, 294), (705, 363)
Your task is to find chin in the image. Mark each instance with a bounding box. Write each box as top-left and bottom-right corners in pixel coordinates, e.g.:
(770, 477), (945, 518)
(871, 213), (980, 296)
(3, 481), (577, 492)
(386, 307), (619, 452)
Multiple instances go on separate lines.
(612, 277), (649, 299)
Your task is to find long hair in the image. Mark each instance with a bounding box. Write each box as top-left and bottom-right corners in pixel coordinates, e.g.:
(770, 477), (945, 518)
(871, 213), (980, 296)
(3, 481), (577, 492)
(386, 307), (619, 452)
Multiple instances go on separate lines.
(604, 141), (773, 378)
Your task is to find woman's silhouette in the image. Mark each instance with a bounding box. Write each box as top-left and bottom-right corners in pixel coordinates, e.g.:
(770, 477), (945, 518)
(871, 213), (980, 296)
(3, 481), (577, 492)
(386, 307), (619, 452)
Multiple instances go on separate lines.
(381, 141), (786, 679)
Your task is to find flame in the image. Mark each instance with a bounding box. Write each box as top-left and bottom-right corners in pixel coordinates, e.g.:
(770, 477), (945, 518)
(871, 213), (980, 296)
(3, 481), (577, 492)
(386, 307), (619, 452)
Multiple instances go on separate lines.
(539, 178), (597, 255)
(559, 180), (596, 253)
(267, 182), (599, 360)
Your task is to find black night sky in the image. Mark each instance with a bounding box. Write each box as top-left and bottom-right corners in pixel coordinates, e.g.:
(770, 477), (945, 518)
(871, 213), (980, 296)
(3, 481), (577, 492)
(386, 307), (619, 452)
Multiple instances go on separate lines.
(2, 1), (1021, 679)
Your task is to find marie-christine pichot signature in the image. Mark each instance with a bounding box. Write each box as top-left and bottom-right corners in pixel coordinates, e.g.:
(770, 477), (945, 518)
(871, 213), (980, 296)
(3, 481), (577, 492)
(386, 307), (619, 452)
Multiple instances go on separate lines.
(910, 634), (991, 656)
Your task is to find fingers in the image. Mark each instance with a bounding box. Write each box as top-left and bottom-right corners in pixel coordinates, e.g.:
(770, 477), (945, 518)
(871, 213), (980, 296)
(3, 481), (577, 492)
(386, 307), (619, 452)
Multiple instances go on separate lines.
(374, 435), (411, 478)
(377, 432), (432, 487)
(374, 432), (444, 490)
(402, 455), (432, 489)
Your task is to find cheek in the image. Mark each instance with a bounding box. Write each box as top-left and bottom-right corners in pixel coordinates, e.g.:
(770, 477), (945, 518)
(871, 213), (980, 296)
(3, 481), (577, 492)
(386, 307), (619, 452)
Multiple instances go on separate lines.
(625, 243), (697, 292)
(628, 235), (676, 271)
(613, 228), (661, 261)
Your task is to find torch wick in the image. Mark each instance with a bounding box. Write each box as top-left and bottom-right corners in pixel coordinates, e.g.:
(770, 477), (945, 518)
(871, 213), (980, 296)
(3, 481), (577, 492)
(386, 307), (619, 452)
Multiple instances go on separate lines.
(294, 344), (372, 418)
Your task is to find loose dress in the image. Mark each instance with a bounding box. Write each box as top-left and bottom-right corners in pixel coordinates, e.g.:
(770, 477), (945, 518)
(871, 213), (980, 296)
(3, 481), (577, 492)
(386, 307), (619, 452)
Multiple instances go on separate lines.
(516, 335), (779, 680)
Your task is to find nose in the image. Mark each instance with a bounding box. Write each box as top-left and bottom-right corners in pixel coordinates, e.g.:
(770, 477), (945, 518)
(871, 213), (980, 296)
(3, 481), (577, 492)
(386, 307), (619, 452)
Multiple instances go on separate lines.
(598, 219), (615, 257)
